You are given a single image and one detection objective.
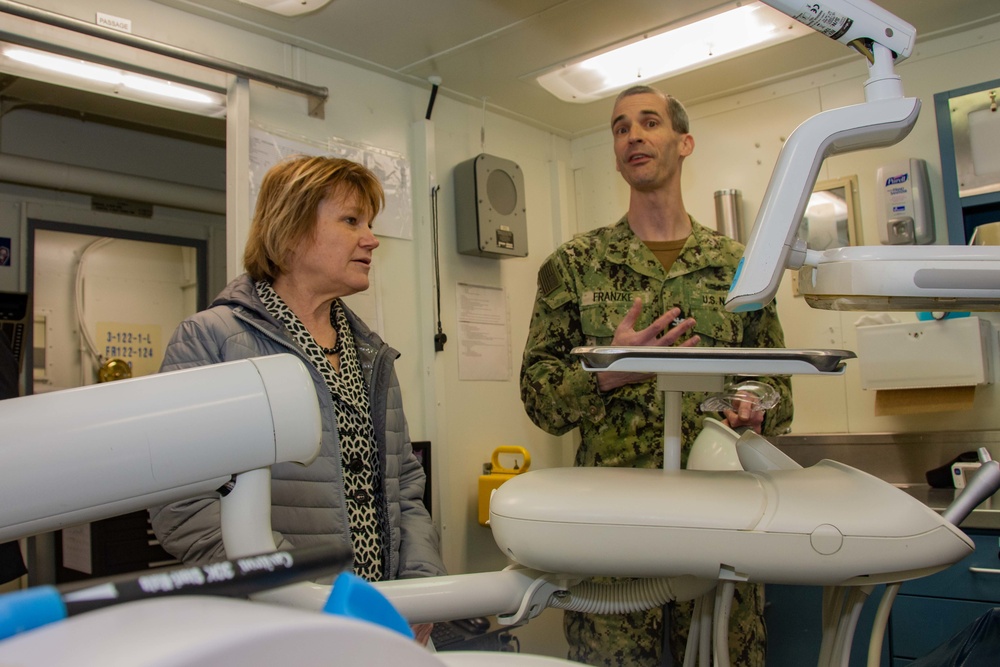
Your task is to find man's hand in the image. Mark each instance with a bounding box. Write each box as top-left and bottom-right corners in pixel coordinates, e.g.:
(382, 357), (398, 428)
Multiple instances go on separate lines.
(596, 298), (700, 392)
(720, 391), (765, 434)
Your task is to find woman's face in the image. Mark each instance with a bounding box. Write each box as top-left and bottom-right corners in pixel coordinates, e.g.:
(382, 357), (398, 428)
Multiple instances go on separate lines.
(288, 185), (380, 299)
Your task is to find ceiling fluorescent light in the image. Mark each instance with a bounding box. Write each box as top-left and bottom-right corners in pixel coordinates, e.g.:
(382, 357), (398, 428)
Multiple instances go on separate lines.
(5, 49), (121, 85)
(235, 0), (334, 17)
(119, 75), (215, 104)
(3, 47), (223, 107)
(537, 2), (812, 103)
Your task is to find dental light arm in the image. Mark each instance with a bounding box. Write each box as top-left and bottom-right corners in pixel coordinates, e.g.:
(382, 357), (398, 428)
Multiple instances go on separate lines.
(0, 355), (321, 544)
(726, 0), (920, 312)
(762, 0), (915, 62)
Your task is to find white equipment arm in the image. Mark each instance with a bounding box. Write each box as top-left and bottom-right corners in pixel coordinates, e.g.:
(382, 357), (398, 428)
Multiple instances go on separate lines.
(726, 0), (920, 312)
(0, 355), (321, 543)
(762, 0), (915, 60)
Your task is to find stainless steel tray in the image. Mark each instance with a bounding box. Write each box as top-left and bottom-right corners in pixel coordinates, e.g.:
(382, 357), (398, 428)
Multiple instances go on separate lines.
(572, 346), (856, 375)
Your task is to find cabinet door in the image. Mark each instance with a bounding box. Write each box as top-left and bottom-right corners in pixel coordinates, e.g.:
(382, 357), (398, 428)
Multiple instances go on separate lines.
(766, 584), (889, 667)
(898, 531), (1000, 603)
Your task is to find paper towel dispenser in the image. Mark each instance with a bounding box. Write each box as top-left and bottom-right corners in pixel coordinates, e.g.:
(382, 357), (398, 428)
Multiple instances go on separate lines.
(857, 317), (993, 390)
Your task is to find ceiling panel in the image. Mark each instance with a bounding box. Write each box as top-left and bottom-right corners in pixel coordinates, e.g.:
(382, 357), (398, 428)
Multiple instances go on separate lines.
(148, 0), (1000, 136)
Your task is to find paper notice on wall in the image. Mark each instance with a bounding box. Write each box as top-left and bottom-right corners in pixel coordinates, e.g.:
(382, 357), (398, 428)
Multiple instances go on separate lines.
(249, 124), (413, 240)
(456, 283), (510, 381)
(96, 322), (162, 377)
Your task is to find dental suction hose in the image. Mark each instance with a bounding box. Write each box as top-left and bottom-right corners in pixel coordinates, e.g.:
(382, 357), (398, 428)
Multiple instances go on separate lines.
(548, 576), (717, 615)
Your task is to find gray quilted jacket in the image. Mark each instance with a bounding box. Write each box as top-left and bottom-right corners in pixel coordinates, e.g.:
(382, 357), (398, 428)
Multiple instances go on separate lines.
(149, 274), (445, 581)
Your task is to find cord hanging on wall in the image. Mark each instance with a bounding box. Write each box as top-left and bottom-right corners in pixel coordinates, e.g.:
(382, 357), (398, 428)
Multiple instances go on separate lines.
(480, 97), (488, 153)
(430, 185), (447, 352)
(425, 76), (441, 121)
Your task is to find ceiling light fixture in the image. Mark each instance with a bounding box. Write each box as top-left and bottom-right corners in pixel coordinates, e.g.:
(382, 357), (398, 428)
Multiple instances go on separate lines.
(234, 0), (334, 17)
(536, 2), (813, 103)
(3, 47), (223, 107)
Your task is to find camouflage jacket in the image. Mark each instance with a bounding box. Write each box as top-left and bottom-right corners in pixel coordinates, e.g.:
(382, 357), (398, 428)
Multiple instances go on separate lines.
(520, 216), (793, 469)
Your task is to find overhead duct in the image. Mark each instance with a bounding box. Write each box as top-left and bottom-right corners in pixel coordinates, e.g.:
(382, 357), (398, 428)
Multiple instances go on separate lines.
(0, 153), (225, 214)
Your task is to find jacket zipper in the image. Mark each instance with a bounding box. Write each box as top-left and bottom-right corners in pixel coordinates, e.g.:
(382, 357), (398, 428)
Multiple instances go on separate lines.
(231, 308), (354, 546)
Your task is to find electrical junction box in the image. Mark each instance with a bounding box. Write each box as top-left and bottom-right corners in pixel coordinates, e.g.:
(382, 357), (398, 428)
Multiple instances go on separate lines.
(875, 158), (935, 245)
(454, 154), (528, 259)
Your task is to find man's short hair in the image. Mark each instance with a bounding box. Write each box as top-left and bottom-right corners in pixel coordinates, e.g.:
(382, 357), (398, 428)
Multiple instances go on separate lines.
(613, 85), (690, 134)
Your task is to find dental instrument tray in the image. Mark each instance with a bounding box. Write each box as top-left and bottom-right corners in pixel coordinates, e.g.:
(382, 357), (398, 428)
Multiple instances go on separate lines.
(573, 346), (855, 375)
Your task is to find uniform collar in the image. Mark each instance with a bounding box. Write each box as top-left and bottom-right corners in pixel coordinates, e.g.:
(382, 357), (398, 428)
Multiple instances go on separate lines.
(605, 214), (728, 279)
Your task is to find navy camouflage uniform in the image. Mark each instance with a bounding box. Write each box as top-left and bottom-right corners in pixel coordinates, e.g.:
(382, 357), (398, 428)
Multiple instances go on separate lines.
(520, 215), (793, 666)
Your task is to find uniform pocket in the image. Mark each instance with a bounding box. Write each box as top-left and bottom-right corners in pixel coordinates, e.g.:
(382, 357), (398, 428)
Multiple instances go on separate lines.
(687, 278), (743, 345)
(579, 300), (634, 344)
(690, 306), (743, 346)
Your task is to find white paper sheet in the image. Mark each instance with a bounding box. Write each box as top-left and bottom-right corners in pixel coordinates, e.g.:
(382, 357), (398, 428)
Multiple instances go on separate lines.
(456, 283), (510, 381)
(249, 124), (413, 240)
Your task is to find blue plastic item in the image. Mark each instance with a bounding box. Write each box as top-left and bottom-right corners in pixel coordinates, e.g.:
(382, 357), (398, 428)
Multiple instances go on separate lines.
(323, 572), (414, 639)
(0, 586), (67, 641)
(916, 311), (970, 321)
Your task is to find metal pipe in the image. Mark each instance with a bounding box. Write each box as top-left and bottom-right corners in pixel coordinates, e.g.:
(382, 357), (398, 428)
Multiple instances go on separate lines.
(0, 0), (328, 118)
(0, 153), (226, 214)
(714, 189), (745, 242)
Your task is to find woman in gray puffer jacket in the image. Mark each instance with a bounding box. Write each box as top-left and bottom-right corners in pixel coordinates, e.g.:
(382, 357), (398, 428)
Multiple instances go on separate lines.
(149, 156), (445, 641)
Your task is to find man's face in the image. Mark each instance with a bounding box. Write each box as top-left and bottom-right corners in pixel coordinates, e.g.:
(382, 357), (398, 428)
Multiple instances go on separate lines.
(610, 93), (693, 192)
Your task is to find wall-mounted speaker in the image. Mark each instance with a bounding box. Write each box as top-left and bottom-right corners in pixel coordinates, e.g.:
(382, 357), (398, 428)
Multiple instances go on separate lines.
(454, 154), (528, 259)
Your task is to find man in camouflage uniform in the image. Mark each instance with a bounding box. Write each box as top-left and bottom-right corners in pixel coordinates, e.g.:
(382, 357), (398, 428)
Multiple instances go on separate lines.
(519, 85), (793, 666)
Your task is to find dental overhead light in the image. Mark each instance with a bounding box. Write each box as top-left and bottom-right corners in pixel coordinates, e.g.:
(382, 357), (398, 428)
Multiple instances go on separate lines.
(726, 0), (1000, 313)
(536, 2), (812, 103)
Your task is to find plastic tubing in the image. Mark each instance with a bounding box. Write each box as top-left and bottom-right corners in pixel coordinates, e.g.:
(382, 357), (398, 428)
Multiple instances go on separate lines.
(683, 595), (703, 667)
(547, 577), (715, 616)
(712, 582), (735, 667)
(867, 584), (899, 667)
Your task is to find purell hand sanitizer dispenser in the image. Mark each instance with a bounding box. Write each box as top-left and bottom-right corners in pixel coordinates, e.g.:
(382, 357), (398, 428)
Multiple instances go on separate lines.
(876, 158), (934, 245)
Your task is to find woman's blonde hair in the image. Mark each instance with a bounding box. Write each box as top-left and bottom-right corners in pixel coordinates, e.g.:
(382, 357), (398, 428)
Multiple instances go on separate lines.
(243, 155), (385, 282)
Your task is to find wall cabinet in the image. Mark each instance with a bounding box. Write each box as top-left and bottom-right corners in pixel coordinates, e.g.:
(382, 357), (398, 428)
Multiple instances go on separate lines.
(766, 583), (888, 667)
(934, 77), (1000, 244)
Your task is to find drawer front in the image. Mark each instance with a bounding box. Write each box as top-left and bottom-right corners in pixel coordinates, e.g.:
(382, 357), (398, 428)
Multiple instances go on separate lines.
(890, 595), (997, 659)
(898, 531), (1000, 603)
